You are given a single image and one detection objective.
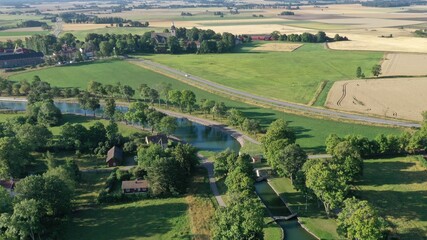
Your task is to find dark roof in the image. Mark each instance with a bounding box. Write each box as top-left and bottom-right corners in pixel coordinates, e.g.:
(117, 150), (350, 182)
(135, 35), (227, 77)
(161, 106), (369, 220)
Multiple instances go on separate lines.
(106, 146), (123, 162)
(146, 134), (168, 145)
(0, 179), (16, 190)
(0, 52), (44, 61)
(151, 32), (171, 44)
(122, 180), (149, 189)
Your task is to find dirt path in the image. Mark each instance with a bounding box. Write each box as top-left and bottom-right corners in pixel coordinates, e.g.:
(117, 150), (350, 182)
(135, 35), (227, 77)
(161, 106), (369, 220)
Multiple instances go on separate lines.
(198, 154), (226, 207)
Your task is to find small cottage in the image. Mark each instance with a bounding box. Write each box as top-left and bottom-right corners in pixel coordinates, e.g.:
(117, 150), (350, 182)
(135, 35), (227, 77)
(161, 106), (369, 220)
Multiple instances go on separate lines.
(145, 134), (169, 148)
(121, 180), (149, 194)
(251, 155), (263, 164)
(106, 146), (123, 167)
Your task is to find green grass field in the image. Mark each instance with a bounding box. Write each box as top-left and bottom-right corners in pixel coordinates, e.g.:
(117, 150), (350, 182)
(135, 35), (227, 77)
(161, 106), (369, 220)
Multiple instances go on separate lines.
(356, 157), (427, 239)
(0, 30), (48, 37)
(64, 172), (191, 240)
(143, 43), (383, 104)
(9, 60), (402, 152)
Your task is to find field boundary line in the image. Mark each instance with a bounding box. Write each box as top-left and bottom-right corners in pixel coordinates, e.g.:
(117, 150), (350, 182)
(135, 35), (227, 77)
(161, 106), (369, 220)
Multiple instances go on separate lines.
(308, 80), (327, 106)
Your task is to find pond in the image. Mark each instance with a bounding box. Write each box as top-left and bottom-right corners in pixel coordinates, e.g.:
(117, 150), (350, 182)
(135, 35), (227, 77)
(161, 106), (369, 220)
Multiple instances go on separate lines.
(0, 100), (240, 152)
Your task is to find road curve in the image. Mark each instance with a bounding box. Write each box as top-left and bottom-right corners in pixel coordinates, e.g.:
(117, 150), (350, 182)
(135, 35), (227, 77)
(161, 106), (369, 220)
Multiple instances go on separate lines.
(132, 59), (420, 128)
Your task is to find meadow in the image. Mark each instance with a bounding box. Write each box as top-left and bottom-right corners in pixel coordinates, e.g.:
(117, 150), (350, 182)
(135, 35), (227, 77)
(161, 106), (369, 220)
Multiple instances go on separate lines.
(143, 43), (383, 104)
(8, 60), (403, 152)
(64, 172), (191, 240)
(356, 157), (427, 239)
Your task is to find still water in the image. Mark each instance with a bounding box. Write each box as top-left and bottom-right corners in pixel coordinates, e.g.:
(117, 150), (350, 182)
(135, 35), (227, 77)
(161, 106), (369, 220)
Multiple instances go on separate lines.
(0, 100), (240, 152)
(255, 181), (317, 240)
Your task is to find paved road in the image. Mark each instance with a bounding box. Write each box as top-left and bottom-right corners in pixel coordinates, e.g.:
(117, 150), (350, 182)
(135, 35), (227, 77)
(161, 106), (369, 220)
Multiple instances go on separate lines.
(198, 154), (226, 207)
(133, 59), (420, 128)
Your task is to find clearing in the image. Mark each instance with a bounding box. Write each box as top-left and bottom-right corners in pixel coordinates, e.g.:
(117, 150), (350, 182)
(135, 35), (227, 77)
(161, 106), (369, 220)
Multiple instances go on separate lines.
(251, 43), (303, 52)
(326, 78), (427, 121)
(381, 53), (427, 76)
(356, 157), (427, 239)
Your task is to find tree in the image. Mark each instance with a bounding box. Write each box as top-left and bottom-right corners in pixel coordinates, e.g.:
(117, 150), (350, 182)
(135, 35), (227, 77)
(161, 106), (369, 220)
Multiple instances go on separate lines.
(104, 98), (116, 119)
(15, 123), (52, 151)
(200, 99), (215, 117)
(148, 88), (159, 105)
(146, 109), (165, 133)
(304, 159), (349, 216)
(181, 90), (196, 113)
(88, 96), (100, 117)
(99, 41), (113, 56)
(125, 101), (147, 124)
(87, 81), (103, 96)
(121, 85), (135, 102)
(212, 198), (264, 240)
(337, 197), (387, 240)
(268, 143), (307, 184)
(213, 149), (238, 178)
(78, 92), (91, 116)
(27, 101), (62, 126)
(356, 66), (363, 78)
(158, 82), (172, 107)
(372, 64), (382, 77)
(225, 167), (254, 195)
(241, 118), (261, 134)
(211, 102), (226, 119)
(330, 141), (363, 181)
(227, 108), (245, 127)
(0, 187), (12, 213)
(0, 137), (30, 178)
(158, 116), (177, 135)
(171, 143), (198, 177)
(168, 90), (182, 109)
(262, 119), (296, 152)
(1, 199), (45, 240)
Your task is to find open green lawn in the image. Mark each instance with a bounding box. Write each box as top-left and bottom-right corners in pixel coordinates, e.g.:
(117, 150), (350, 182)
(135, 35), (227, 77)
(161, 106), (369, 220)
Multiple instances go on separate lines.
(270, 156), (427, 240)
(9, 60), (402, 152)
(143, 43), (383, 104)
(0, 30), (48, 36)
(64, 172), (191, 240)
(356, 157), (427, 240)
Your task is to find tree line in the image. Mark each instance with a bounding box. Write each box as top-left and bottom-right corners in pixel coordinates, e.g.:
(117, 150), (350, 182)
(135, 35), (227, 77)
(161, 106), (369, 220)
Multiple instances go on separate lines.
(262, 119), (388, 239)
(212, 150), (264, 239)
(21, 26), (243, 57)
(270, 31), (348, 43)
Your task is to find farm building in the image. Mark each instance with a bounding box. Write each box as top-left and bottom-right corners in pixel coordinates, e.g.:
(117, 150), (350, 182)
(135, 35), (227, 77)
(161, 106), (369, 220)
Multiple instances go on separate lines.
(250, 35), (272, 41)
(145, 134), (169, 148)
(106, 146), (123, 167)
(251, 155), (263, 163)
(121, 180), (149, 194)
(0, 48), (44, 68)
(0, 179), (17, 196)
(151, 23), (177, 53)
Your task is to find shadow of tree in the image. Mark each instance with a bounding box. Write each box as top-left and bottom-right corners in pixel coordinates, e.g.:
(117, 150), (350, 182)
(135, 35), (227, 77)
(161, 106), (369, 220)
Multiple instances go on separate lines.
(65, 202), (190, 240)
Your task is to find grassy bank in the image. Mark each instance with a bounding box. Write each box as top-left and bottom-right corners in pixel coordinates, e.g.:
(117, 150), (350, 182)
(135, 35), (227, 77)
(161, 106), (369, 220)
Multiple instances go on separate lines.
(143, 43), (383, 104)
(8, 60), (403, 152)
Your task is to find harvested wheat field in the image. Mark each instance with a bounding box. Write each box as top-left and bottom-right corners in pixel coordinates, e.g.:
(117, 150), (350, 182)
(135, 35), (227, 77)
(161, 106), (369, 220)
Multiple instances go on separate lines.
(382, 53), (427, 76)
(328, 33), (427, 53)
(326, 78), (427, 121)
(252, 43), (303, 52)
(62, 24), (110, 31)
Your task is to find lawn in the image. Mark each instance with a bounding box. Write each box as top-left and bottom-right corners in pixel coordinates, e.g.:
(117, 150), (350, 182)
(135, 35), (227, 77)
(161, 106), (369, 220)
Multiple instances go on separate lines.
(355, 157), (427, 240)
(143, 43), (383, 104)
(64, 172), (191, 240)
(8, 60), (403, 152)
(0, 30), (48, 37)
(269, 177), (341, 240)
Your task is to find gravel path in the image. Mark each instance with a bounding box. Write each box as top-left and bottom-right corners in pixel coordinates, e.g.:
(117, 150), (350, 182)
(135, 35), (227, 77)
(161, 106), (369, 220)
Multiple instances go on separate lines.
(198, 154), (226, 207)
(133, 59), (420, 128)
